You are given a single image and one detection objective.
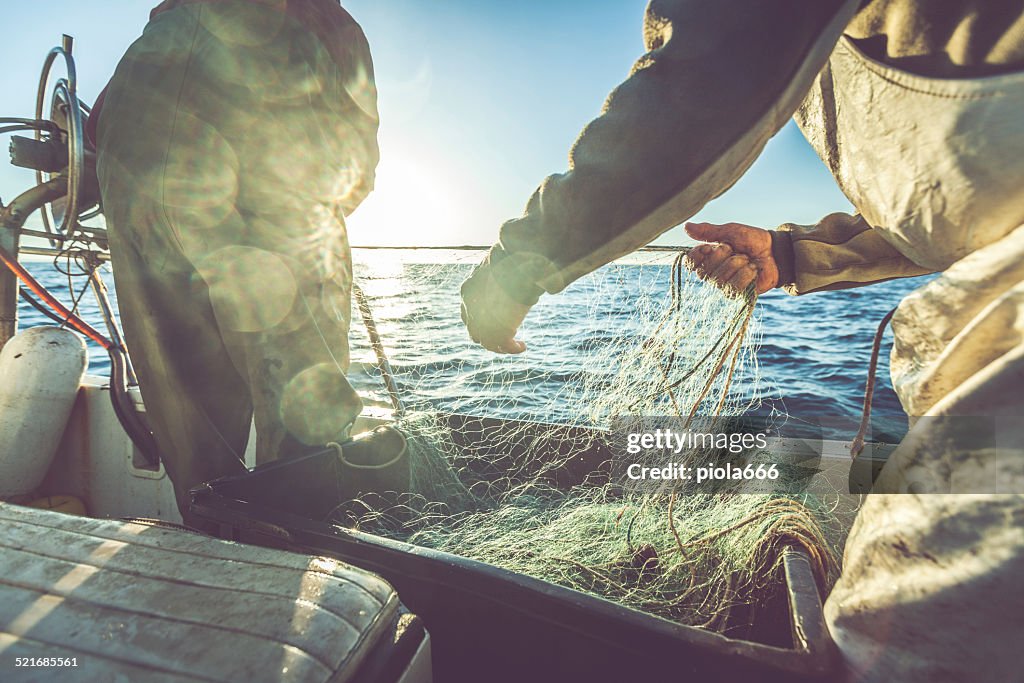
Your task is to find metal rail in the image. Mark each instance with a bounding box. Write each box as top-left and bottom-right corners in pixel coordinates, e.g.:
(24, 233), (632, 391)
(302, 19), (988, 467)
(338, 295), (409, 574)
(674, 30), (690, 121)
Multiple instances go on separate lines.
(350, 245), (695, 252)
(19, 245), (110, 261)
(35, 34), (84, 243)
(0, 178), (69, 347)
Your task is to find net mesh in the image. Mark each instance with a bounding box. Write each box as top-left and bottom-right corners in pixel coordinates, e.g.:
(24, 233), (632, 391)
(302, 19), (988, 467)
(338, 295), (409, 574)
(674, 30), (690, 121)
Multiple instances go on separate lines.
(339, 248), (842, 632)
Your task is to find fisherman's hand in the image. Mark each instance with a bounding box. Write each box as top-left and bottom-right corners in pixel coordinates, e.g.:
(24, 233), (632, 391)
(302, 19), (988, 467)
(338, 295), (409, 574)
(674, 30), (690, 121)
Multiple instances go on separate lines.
(460, 266), (531, 354)
(683, 222), (779, 295)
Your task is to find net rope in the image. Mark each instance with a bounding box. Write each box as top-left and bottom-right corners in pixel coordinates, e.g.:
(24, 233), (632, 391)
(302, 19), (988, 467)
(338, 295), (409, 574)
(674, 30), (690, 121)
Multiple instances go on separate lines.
(337, 249), (842, 632)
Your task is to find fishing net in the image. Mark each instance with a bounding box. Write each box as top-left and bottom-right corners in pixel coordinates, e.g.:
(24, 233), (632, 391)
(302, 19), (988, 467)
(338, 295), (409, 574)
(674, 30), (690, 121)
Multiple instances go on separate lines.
(339, 248), (842, 632)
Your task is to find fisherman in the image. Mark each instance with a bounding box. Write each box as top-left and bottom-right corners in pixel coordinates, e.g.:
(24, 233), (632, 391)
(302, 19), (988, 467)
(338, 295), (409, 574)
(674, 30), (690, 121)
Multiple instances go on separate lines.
(460, 2), (1024, 681)
(89, 0), (381, 527)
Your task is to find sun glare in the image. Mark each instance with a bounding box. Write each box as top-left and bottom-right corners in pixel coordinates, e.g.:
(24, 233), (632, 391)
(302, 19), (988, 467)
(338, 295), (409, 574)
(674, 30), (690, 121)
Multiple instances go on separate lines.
(346, 152), (463, 247)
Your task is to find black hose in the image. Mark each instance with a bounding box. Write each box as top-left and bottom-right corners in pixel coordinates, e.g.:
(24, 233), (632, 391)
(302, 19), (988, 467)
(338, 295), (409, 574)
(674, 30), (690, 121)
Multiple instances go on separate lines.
(0, 118), (62, 137)
(108, 344), (161, 468)
(4, 242), (161, 468)
(20, 288), (161, 467)
(19, 286), (69, 325)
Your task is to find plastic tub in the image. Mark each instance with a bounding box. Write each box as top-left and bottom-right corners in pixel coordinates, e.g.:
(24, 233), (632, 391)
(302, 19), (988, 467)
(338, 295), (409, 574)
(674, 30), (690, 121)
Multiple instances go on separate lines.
(191, 414), (839, 682)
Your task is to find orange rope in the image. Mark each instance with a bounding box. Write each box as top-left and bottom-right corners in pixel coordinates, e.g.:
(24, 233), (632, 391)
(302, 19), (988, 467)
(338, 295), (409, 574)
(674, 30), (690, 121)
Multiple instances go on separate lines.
(0, 244), (115, 350)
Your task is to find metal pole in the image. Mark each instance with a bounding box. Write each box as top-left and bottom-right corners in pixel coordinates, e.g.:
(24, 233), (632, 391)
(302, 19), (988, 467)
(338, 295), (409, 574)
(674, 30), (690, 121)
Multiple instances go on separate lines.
(0, 214), (18, 349)
(19, 244), (109, 261)
(0, 178), (68, 349)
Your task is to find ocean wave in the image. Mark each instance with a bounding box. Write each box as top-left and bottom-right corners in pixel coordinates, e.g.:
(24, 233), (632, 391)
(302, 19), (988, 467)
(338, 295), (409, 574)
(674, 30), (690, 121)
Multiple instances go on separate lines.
(18, 261), (933, 440)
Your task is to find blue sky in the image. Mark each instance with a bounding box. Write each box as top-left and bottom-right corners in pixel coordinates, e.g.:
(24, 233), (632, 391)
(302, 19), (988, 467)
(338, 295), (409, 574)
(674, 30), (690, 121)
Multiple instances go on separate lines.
(0, 0), (852, 247)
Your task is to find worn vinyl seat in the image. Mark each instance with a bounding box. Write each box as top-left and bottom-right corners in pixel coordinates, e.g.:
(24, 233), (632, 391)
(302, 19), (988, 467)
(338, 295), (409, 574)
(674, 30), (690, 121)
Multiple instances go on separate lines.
(0, 502), (429, 682)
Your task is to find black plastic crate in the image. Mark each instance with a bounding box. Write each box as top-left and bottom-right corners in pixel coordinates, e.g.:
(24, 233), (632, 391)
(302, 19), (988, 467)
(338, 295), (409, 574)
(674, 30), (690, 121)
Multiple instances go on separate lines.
(191, 415), (839, 682)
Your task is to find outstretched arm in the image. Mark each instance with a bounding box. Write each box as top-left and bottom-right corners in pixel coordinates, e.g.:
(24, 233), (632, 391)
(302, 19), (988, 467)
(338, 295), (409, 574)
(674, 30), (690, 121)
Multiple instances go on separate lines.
(462, 0), (860, 352)
(683, 213), (935, 296)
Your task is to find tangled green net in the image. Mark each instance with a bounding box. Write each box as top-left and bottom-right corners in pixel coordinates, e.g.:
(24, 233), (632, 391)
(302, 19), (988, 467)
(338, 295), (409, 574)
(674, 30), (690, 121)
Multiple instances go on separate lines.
(339, 251), (842, 631)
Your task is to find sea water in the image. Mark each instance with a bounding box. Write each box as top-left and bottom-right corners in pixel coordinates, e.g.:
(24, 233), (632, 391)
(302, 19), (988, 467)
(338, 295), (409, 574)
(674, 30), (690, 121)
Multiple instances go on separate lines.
(19, 251), (932, 442)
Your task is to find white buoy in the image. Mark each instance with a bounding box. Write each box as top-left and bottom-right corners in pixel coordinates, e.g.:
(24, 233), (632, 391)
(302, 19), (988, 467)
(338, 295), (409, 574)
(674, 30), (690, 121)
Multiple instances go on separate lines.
(0, 326), (87, 497)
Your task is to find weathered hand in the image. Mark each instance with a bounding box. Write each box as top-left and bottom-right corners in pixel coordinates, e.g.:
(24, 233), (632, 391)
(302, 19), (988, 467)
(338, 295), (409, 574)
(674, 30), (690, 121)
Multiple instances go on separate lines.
(460, 266), (531, 354)
(683, 222), (779, 295)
